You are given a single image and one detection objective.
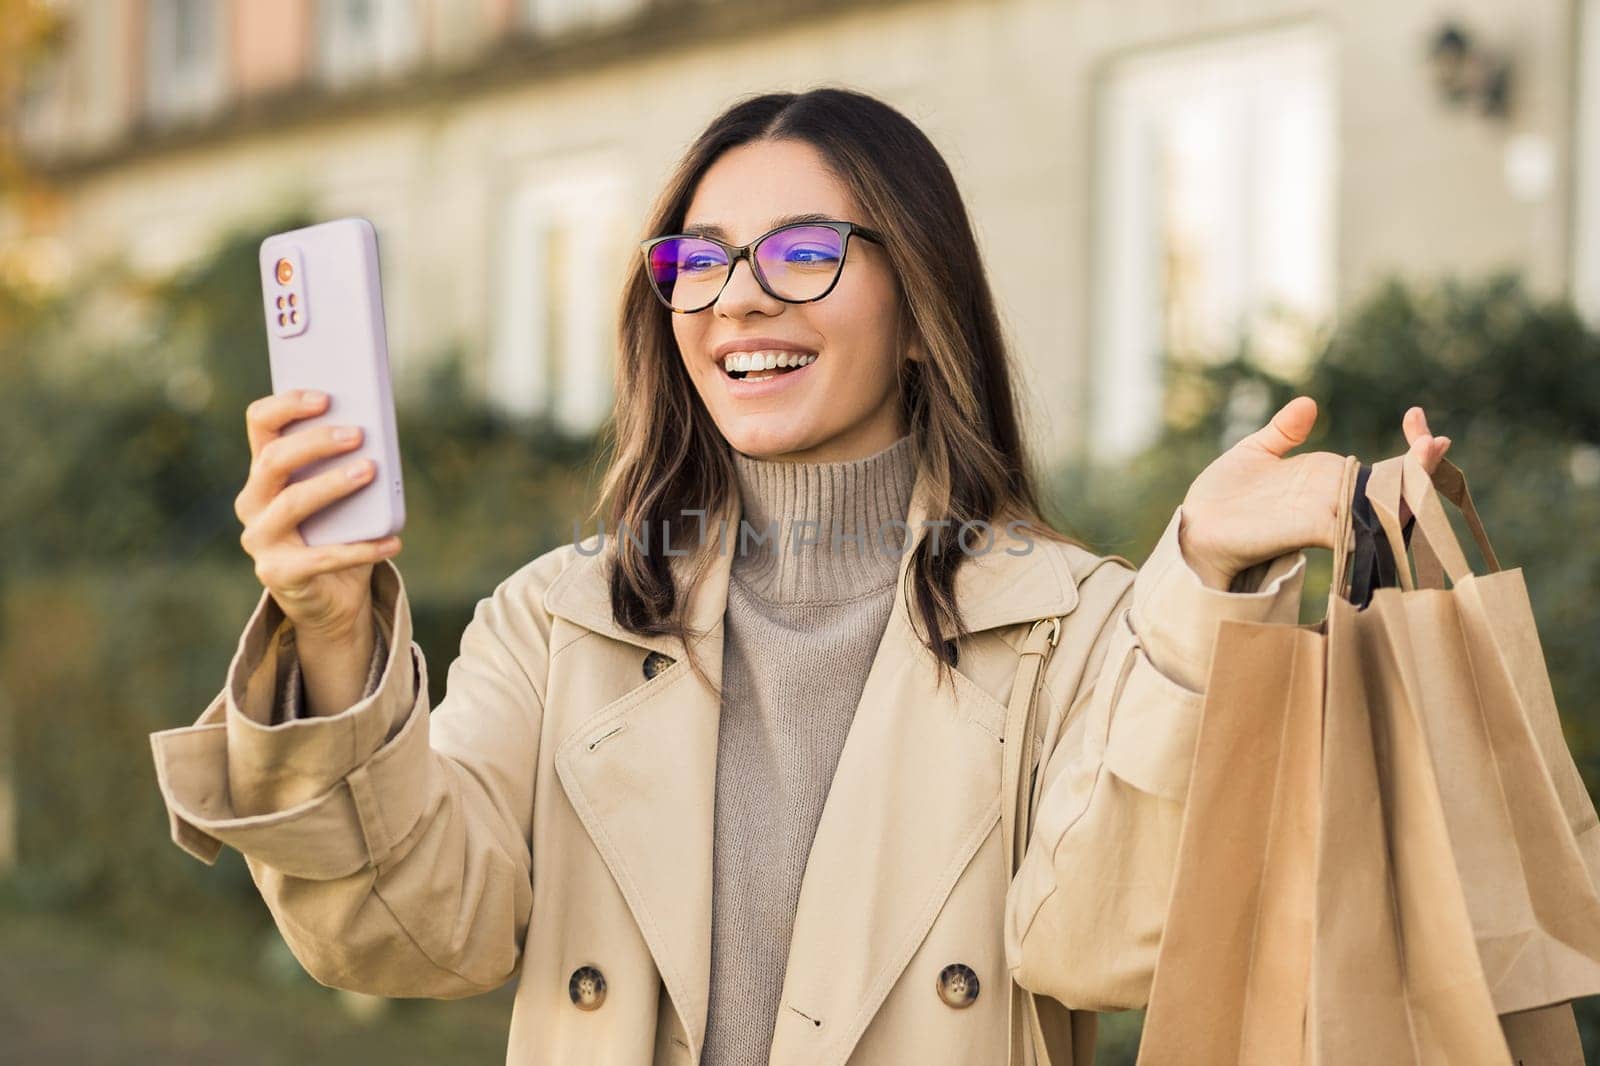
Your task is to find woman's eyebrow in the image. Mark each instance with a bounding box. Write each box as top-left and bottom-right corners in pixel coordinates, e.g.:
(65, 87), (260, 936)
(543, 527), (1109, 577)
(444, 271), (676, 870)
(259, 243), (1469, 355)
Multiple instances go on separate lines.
(680, 212), (837, 240)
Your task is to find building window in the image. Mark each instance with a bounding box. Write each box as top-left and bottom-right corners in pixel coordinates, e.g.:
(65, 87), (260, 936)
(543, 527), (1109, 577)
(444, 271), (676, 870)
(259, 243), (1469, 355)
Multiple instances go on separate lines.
(1573, 0), (1600, 323)
(522, 0), (647, 37)
(145, 0), (226, 125)
(491, 167), (630, 433)
(1091, 23), (1337, 460)
(315, 0), (421, 88)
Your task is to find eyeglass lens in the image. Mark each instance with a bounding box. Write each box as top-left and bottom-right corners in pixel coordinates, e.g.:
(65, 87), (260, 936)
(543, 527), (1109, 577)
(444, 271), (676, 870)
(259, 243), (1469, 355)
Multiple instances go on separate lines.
(647, 224), (846, 310)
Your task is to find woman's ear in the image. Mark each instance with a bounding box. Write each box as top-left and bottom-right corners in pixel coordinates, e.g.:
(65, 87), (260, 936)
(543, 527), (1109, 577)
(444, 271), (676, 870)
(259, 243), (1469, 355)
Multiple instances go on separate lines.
(898, 307), (926, 364)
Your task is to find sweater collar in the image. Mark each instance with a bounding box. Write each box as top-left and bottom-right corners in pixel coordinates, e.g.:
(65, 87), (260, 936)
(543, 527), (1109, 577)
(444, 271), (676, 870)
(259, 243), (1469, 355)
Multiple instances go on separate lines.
(727, 432), (917, 604)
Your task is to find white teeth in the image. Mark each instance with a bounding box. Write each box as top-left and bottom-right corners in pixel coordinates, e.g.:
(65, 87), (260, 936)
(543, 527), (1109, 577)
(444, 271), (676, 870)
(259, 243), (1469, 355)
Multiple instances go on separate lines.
(721, 351), (817, 374)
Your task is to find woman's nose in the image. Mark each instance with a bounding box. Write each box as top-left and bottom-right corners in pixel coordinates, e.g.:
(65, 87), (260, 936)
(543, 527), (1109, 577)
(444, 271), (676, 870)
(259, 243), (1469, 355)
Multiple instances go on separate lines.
(714, 255), (781, 316)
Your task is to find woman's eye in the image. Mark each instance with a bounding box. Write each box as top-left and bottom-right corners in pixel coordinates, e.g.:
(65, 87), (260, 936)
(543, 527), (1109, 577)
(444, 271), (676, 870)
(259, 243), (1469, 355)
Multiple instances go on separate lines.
(681, 256), (722, 273)
(785, 247), (838, 264)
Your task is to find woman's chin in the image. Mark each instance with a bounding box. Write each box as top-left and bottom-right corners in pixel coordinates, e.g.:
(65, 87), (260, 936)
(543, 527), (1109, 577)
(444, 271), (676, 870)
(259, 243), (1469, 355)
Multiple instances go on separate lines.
(719, 417), (827, 461)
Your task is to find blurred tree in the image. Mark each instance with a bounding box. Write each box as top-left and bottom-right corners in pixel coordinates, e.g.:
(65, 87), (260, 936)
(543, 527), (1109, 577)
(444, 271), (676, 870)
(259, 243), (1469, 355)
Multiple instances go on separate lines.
(0, 210), (605, 932)
(0, 0), (67, 884)
(0, 0), (68, 353)
(0, 0), (65, 188)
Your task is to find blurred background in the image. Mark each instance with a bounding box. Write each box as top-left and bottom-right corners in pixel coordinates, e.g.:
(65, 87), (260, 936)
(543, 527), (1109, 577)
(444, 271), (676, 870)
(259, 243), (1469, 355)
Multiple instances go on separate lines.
(1, 0), (1597, 1062)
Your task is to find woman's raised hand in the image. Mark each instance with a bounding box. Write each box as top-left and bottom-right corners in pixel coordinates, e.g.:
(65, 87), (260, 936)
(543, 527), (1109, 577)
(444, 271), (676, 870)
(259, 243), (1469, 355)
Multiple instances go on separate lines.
(1177, 396), (1452, 590)
(233, 389), (402, 640)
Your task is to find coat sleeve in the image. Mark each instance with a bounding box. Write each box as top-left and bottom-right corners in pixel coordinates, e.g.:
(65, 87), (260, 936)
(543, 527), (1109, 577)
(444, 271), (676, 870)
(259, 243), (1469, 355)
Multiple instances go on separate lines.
(1004, 504), (1308, 1011)
(147, 556), (550, 998)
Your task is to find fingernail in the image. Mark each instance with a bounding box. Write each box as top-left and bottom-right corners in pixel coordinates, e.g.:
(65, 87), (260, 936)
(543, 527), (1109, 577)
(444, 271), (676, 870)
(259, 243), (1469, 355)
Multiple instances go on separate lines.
(332, 426), (358, 442)
(302, 390), (326, 406)
(348, 460), (373, 480)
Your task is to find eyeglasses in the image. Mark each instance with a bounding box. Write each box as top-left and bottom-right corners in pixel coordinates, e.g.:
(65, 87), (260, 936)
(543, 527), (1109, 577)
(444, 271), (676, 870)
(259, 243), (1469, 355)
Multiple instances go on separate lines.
(639, 219), (885, 314)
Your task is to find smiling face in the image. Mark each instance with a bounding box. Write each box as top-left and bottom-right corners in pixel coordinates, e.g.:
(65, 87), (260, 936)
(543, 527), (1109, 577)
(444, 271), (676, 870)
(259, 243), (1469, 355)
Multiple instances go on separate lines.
(670, 138), (919, 464)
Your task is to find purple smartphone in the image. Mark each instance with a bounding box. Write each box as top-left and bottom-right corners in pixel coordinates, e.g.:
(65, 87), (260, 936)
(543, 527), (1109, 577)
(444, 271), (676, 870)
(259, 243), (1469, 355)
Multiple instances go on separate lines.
(259, 217), (405, 547)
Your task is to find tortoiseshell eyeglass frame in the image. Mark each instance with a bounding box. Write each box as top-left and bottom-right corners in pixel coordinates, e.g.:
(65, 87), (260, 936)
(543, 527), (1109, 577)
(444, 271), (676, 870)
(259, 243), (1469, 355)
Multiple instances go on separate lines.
(638, 219), (886, 314)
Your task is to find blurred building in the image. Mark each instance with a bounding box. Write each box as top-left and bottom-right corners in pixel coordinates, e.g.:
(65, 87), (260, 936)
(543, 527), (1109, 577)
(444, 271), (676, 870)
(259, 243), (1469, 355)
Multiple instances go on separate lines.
(1, 0), (1592, 462)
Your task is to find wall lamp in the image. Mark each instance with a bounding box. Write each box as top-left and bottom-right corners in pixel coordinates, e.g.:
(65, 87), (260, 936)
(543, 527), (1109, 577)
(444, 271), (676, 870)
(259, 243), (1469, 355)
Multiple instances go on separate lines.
(1427, 19), (1513, 119)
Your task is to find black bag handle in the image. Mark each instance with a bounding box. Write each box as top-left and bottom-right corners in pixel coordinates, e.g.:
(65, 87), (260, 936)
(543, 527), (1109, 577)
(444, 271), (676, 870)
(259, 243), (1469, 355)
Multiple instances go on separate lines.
(1346, 463), (1414, 609)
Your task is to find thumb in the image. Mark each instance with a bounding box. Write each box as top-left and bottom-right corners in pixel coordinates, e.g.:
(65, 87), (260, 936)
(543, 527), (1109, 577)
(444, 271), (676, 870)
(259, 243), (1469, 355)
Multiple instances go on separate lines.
(1247, 395), (1317, 458)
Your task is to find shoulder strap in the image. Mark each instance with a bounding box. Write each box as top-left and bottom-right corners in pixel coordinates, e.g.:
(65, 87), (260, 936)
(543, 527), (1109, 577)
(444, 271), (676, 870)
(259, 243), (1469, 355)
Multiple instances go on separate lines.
(1003, 614), (1067, 1066)
(1001, 553), (1131, 1066)
(1002, 615), (1063, 876)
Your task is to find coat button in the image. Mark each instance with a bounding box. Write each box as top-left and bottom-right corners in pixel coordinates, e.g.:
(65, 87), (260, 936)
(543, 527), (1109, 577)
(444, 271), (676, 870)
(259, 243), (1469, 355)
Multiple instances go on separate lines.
(642, 650), (676, 680)
(569, 965), (606, 1010)
(936, 963), (980, 1008)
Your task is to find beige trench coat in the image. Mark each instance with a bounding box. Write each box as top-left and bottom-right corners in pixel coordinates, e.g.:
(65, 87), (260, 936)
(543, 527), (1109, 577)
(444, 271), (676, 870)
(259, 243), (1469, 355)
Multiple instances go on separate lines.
(149, 466), (1305, 1065)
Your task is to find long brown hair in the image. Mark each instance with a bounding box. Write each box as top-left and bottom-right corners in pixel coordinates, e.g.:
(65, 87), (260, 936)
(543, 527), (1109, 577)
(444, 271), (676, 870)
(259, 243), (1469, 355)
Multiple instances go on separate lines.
(593, 86), (1083, 696)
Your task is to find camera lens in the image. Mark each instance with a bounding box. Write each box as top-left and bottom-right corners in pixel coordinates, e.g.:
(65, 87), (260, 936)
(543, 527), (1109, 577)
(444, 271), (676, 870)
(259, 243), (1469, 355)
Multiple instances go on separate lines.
(275, 258), (294, 285)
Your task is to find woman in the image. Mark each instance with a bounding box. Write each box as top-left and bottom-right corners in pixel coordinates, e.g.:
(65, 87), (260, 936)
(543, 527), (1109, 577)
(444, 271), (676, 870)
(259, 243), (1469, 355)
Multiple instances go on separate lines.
(149, 88), (1449, 1065)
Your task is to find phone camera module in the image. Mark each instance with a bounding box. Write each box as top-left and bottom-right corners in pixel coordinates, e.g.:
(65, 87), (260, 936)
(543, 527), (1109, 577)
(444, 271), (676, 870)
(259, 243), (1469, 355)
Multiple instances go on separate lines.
(266, 246), (308, 339)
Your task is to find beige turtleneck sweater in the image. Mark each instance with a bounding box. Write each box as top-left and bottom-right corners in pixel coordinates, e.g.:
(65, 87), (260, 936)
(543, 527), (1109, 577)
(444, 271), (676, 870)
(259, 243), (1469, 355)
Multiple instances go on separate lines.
(277, 433), (920, 1065)
(702, 431), (917, 1065)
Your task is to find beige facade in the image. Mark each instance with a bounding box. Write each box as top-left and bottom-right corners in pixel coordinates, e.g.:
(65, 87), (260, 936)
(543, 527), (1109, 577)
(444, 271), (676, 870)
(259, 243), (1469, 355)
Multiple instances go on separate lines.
(4, 0), (1592, 462)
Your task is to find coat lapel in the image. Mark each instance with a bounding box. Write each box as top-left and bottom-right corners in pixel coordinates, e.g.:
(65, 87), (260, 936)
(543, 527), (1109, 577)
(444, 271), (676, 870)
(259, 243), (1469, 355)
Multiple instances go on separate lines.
(767, 472), (1080, 1066)
(545, 492), (736, 1060)
(543, 466), (1080, 1066)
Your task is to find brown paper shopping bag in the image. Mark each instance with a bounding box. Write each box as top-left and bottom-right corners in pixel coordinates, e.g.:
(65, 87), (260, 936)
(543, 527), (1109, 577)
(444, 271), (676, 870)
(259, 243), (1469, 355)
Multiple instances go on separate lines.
(1136, 449), (1594, 1066)
(1356, 451), (1600, 1060)
(1308, 544), (1512, 1065)
(1134, 454), (1362, 1066)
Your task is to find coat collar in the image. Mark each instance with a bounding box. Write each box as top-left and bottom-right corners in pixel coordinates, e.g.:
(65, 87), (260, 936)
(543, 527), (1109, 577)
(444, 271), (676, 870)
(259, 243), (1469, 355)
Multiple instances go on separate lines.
(542, 462), (1080, 652)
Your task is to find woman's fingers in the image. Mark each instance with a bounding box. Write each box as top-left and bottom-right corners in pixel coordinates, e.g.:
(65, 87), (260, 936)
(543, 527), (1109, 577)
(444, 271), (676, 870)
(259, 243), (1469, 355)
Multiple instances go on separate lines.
(1392, 405), (1453, 526)
(236, 420), (363, 523)
(1247, 395), (1318, 458)
(1413, 433), (1451, 472)
(256, 423), (363, 493)
(250, 456), (378, 547)
(1402, 405), (1429, 445)
(252, 535), (401, 593)
(246, 389), (327, 457)
(237, 389), (333, 522)
(1401, 405), (1451, 474)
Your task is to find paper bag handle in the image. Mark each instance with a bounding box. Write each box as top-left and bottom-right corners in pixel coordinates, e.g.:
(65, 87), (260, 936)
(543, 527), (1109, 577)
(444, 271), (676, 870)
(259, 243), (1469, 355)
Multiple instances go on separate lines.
(1321, 453), (1364, 620)
(1366, 452), (1501, 591)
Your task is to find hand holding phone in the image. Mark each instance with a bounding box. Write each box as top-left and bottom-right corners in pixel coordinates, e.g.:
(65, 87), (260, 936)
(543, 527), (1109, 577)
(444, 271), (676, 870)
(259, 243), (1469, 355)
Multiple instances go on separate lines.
(234, 388), (400, 641)
(235, 217), (407, 643)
